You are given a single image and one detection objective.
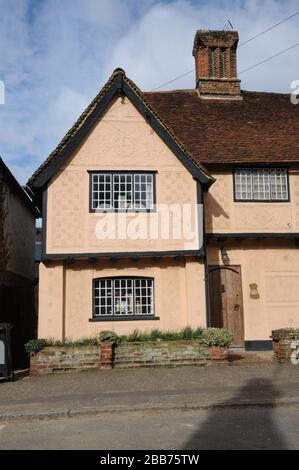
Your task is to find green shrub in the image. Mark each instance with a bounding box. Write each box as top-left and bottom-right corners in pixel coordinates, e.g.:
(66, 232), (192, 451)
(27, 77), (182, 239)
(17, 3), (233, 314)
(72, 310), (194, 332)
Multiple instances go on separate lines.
(201, 328), (234, 348)
(97, 330), (120, 344)
(25, 337), (99, 355)
(271, 328), (299, 341)
(25, 339), (52, 356)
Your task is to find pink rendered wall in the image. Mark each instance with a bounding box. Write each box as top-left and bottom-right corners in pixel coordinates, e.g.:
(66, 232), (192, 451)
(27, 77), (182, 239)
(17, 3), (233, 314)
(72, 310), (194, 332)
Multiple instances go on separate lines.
(207, 239), (299, 340)
(38, 258), (207, 341)
(205, 169), (299, 234)
(45, 97), (199, 255)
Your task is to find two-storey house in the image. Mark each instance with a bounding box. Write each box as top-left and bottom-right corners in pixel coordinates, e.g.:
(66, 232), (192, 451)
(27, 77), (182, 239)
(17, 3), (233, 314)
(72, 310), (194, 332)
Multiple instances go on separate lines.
(28, 29), (299, 350)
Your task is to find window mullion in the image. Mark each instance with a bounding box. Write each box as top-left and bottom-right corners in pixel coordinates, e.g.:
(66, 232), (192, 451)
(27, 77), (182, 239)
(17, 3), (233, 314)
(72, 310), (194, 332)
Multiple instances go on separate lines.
(133, 279), (136, 316)
(132, 173), (135, 210)
(112, 174), (115, 210)
(112, 279), (115, 317)
(266, 169), (270, 200)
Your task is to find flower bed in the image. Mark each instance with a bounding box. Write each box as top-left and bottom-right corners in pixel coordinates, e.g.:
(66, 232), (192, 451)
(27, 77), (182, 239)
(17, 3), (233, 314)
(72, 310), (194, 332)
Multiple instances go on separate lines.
(27, 327), (234, 375)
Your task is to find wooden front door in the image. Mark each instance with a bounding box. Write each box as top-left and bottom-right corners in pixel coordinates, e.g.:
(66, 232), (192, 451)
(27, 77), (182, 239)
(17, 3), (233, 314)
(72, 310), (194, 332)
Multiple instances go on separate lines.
(208, 266), (244, 348)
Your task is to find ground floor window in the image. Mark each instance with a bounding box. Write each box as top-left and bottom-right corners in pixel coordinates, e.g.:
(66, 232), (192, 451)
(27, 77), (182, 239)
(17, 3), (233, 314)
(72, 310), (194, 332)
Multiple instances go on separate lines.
(93, 277), (155, 318)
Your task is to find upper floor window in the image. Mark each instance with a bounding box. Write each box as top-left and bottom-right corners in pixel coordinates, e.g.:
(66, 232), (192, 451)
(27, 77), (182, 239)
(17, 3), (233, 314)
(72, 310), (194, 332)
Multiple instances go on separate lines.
(89, 172), (155, 212)
(234, 168), (289, 201)
(93, 277), (155, 318)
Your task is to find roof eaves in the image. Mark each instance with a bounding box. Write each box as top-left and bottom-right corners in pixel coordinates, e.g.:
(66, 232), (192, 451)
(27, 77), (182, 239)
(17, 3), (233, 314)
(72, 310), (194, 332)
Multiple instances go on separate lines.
(0, 157), (40, 218)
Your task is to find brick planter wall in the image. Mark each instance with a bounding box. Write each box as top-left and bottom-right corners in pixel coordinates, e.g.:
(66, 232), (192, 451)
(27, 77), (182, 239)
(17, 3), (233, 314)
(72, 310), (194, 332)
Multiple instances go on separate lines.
(114, 340), (215, 368)
(30, 346), (100, 375)
(271, 328), (299, 363)
(30, 341), (229, 375)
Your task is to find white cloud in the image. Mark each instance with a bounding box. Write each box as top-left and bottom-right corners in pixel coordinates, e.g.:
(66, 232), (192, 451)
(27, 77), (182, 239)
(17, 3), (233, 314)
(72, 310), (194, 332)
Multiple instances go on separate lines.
(0, 0), (298, 184)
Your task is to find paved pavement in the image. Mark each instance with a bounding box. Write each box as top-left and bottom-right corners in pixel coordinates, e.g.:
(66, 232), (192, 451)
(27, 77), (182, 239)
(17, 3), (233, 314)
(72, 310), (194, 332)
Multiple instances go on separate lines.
(0, 364), (299, 421)
(1, 406), (299, 450)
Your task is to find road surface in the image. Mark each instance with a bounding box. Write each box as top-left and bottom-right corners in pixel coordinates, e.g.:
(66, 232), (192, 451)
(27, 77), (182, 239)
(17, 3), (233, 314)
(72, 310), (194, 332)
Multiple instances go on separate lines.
(0, 405), (298, 450)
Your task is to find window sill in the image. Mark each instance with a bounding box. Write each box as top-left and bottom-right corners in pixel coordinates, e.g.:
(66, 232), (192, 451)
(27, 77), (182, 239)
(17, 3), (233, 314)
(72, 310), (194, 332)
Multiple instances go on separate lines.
(89, 208), (156, 214)
(234, 199), (290, 203)
(89, 316), (160, 322)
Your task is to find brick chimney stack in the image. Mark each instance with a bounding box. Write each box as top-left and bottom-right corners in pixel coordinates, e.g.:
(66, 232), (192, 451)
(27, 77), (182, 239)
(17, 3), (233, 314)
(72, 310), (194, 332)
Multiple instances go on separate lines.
(192, 30), (241, 99)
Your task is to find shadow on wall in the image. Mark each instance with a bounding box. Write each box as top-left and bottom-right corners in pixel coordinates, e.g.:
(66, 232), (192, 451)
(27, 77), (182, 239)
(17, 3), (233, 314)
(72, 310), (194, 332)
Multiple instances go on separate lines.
(204, 193), (229, 232)
(183, 378), (287, 450)
(0, 284), (36, 369)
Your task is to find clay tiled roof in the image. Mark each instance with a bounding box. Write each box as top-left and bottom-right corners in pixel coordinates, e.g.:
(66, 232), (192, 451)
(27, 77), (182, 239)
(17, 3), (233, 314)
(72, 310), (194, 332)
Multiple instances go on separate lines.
(28, 69), (299, 187)
(28, 69), (212, 187)
(143, 89), (299, 164)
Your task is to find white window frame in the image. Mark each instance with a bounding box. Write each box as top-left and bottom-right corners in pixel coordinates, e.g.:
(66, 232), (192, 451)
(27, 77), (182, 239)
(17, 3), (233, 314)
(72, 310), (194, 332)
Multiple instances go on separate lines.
(90, 172), (155, 212)
(93, 277), (155, 318)
(234, 168), (289, 201)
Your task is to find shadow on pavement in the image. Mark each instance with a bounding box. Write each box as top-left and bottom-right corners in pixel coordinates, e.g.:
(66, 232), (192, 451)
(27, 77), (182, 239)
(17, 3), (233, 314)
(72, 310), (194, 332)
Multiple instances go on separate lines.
(184, 378), (288, 450)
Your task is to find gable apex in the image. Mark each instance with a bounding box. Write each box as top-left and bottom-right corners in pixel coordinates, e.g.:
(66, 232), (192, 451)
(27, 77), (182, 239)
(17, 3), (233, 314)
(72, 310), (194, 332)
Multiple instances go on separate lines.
(28, 69), (213, 191)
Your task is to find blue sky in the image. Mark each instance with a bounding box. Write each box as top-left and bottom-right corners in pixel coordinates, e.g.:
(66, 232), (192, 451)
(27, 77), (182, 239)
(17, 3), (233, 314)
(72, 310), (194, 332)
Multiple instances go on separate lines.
(0, 0), (298, 184)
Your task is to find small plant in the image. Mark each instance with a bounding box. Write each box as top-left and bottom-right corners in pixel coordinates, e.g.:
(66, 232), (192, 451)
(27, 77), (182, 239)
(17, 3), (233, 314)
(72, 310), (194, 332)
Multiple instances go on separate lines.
(127, 329), (143, 342)
(201, 328), (234, 348)
(25, 337), (99, 355)
(110, 326), (205, 343)
(271, 328), (299, 341)
(25, 339), (52, 356)
(97, 330), (120, 344)
(179, 326), (193, 340)
(63, 337), (98, 347)
(149, 329), (162, 341)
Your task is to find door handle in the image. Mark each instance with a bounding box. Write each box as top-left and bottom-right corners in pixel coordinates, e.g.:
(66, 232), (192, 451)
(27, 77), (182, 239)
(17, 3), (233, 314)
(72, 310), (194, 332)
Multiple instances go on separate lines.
(233, 304), (240, 311)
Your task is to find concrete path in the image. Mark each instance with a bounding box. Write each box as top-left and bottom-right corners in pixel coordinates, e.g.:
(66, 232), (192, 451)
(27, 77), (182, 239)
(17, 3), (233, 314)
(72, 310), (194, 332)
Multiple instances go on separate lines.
(0, 364), (299, 421)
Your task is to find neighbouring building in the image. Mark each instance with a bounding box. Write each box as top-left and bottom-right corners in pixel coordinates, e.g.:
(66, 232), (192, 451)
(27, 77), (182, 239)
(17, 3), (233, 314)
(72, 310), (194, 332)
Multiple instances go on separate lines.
(28, 30), (299, 350)
(0, 158), (39, 366)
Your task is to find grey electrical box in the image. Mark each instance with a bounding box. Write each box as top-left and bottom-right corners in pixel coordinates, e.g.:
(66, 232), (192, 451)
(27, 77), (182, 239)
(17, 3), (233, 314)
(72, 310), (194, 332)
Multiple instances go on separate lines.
(0, 323), (13, 382)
